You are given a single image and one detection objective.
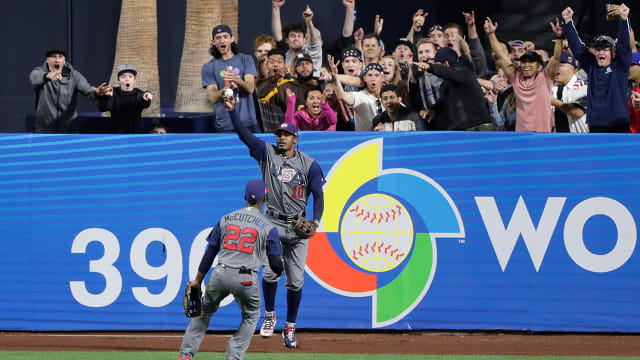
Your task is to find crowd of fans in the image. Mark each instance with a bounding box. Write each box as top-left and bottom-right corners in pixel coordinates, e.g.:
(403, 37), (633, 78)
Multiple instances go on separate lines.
(31, 0), (640, 134)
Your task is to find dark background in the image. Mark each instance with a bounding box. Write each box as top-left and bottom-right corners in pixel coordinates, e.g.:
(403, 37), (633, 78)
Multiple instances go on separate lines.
(1, 0), (635, 132)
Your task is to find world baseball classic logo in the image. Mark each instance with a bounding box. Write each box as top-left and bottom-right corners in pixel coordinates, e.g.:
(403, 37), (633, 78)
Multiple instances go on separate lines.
(306, 138), (465, 328)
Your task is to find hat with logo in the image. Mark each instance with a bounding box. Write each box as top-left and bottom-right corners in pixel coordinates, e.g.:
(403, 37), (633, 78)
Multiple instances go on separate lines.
(212, 24), (232, 38)
(518, 51), (544, 65)
(434, 47), (458, 65)
(116, 64), (137, 77)
(245, 179), (267, 204)
(594, 35), (616, 50)
(274, 122), (299, 137)
(560, 52), (579, 67)
(393, 38), (414, 53)
(293, 52), (313, 68)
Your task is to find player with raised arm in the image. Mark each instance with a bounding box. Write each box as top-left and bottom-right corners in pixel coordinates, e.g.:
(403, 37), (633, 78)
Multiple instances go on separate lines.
(226, 94), (325, 349)
(177, 179), (284, 360)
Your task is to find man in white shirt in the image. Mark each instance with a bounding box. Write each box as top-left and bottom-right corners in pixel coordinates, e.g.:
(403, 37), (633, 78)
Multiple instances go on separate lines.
(552, 52), (588, 133)
(333, 61), (384, 131)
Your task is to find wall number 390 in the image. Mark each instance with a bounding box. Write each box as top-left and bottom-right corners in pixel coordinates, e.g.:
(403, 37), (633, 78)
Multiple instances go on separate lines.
(69, 227), (233, 308)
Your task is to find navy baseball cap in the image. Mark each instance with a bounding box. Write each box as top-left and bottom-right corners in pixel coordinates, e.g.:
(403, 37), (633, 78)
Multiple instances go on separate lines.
(631, 52), (640, 66)
(434, 47), (458, 64)
(560, 52), (579, 67)
(245, 179), (266, 203)
(274, 122), (298, 137)
(212, 24), (232, 37)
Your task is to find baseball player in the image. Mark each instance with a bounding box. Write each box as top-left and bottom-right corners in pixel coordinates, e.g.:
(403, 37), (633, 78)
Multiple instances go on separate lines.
(225, 95), (325, 348)
(177, 179), (284, 360)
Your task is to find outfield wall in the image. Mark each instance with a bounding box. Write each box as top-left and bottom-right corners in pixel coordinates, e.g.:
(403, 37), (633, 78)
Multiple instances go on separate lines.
(0, 132), (638, 332)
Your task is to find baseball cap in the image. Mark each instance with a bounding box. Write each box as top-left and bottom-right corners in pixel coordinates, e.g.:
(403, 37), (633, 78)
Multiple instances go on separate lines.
(46, 47), (66, 58)
(594, 35), (616, 49)
(342, 48), (363, 63)
(360, 63), (384, 78)
(212, 24), (232, 37)
(393, 38), (414, 53)
(428, 25), (443, 35)
(116, 64), (137, 77)
(433, 47), (458, 65)
(293, 52), (313, 68)
(508, 40), (525, 50)
(245, 179), (266, 203)
(518, 51), (544, 65)
(274, 122), (299, 137)
(560, 52), (579, 67)
(632, 52), (640, 66)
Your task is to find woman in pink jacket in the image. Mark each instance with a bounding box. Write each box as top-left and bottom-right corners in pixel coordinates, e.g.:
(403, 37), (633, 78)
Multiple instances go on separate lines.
(284, 86), (337, 131)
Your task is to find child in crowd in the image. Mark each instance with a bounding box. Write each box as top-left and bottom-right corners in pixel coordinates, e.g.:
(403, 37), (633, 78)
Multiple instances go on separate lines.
(98, 64), (152, 133)
(284, 86), (336, 130)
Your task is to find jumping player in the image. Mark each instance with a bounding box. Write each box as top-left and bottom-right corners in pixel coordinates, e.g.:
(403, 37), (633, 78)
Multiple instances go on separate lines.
(225, 95), (325, 349)
(177, 179), (284, 360)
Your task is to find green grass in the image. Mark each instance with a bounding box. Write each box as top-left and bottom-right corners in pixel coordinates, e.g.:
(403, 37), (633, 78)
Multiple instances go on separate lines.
(1, 353), (640, 360)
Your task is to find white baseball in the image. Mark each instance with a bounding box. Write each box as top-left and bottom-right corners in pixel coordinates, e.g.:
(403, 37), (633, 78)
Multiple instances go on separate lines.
(224, 88), (234, 98)
(340, 193), (414, 272)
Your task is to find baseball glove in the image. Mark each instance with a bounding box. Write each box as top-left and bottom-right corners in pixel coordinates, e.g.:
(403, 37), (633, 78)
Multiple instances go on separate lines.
(293, 217), (318, 239)
(183, 283), (202, 318)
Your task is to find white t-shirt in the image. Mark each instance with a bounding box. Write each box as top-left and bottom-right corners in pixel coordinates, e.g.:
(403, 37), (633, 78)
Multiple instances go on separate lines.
(351, 90), (380, 131)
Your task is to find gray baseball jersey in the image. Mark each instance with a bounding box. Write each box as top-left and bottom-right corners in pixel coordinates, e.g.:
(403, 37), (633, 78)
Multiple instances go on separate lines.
(259, 145), (316, 218)
(216, 207), (281, 271)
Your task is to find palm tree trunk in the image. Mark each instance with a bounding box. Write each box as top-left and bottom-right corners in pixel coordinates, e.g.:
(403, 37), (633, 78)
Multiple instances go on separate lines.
(174, 0), (238, 112)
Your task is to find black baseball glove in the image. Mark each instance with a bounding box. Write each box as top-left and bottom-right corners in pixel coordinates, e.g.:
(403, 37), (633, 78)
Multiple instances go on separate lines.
(293, 217), (318, 239)
(183, 283), (202, 318)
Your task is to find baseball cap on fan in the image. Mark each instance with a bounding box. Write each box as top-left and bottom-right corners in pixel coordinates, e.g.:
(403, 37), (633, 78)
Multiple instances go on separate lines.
(117, 64), (137, 77)
(631, 52), (640, 66)
(245, 179), (267, 204)
(212, 24), (232, 37)
(274, 122), (298, 137)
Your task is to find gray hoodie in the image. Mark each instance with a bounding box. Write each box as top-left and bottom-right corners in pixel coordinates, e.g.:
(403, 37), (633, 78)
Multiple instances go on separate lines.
(29, 62), (95, 133)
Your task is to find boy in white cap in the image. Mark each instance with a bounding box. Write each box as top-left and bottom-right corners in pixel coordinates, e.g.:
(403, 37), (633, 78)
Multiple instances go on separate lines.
(98, 64), (152, 133)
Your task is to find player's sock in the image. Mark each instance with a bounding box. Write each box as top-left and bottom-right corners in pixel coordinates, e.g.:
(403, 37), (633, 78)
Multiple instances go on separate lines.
(262, 279), (278, 312)
(286, 288), (302, 323)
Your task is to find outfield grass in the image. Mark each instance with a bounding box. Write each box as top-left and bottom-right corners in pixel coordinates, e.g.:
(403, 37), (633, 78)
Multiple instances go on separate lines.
(1, 353), (640, 360)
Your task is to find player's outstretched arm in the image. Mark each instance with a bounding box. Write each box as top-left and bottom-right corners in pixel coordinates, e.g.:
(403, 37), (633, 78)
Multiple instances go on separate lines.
(225, 95), (266, 156)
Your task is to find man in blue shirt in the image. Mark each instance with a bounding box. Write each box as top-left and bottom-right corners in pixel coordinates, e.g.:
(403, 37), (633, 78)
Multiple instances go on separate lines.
(202, 24), (260, 133)
(562, 4), (632, 132)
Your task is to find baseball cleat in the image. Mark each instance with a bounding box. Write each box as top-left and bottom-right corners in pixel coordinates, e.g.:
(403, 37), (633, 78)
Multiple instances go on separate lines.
(177, 354), (191, 360)
(283, 322), (297, 348)
(260, 311), (276, 337)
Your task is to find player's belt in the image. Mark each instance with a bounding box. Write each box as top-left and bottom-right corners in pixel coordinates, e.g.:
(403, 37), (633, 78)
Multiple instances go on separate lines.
(265, 209), (305, 222)
(219, 264), (254, 274)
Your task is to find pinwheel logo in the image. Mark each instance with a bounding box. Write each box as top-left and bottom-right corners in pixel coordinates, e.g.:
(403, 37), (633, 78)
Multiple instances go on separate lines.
(306, 138), (465, 328)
